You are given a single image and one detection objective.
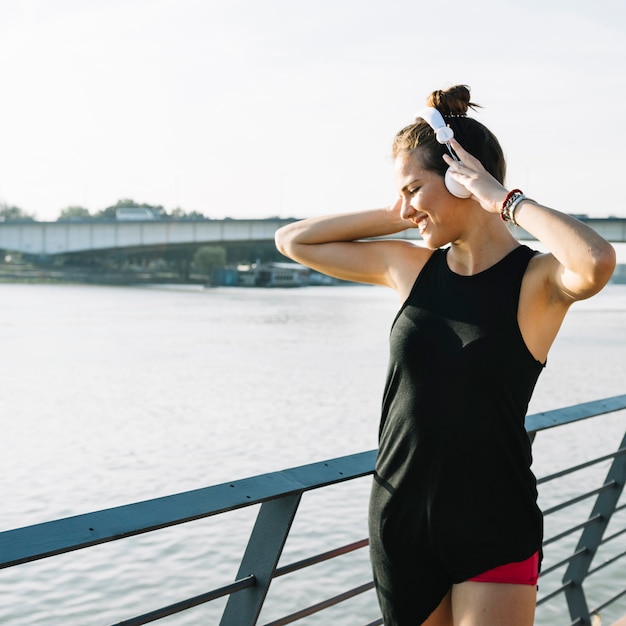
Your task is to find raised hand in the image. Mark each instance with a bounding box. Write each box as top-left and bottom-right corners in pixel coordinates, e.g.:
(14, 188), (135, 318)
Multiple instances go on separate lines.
(443, 138), (508, 213)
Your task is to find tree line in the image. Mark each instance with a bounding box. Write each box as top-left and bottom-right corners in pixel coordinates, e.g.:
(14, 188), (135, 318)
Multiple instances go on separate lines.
(0, 198), (207, 222)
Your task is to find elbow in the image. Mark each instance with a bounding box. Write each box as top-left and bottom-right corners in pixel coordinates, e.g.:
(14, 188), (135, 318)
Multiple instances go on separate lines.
(585, 241), (617, 296)
(274, 224), (295, 259)
(594, 241), (617, 287)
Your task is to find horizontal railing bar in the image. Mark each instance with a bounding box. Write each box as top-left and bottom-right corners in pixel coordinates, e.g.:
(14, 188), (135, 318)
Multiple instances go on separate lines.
(539, 548), (588, 577)
(542, 514), (603, 546)
(113, 575), (256, 626)
(615, 502), (626, 513)
(536, 580), (574, 606)
(2, 397), (624, 572)
(590, 587), (626, 616)
(275, 538), (369, 578)
(261, 581), (375, 626)
(537, 448), (626, 485)
(587, 549), (626, 577)
(0, 451), (376, 570)
(526, 394), (626, 434)
(543, 481), (617, 516)
(600, 526), (626, 546)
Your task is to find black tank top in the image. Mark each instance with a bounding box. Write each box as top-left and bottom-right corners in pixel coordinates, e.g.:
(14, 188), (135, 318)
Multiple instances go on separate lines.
(369, 245), (544, 625)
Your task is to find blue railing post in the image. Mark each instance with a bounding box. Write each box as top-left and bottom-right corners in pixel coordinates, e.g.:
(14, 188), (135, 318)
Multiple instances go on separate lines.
(219, 493), (302, 626)
(562, 432), (626, 625)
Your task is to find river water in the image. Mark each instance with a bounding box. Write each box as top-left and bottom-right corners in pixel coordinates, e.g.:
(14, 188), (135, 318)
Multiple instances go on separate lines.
(1, 277), (625, 625)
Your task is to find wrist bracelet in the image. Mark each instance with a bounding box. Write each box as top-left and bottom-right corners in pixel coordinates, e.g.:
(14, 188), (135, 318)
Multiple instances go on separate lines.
(501, 189), (522, 210)
(500, 189), (532, 226)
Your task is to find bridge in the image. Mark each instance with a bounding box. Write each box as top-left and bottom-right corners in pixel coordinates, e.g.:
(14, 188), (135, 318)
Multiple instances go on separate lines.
(0, 218), (291, 256)
(1, 216), (625, 256)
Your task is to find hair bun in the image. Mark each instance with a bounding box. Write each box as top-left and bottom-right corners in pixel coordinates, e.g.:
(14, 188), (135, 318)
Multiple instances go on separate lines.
(426, 84), (480, 117)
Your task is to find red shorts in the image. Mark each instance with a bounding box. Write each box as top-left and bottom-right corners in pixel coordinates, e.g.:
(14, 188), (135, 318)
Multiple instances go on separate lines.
(468, 552), (539, 585)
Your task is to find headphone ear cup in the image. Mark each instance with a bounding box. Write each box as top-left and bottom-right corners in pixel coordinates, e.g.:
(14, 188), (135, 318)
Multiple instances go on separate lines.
(444, 168), (471, 198)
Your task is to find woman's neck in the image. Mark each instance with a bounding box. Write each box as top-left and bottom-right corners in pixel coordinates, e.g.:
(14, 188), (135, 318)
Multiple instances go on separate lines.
(446, 216), (519, 276)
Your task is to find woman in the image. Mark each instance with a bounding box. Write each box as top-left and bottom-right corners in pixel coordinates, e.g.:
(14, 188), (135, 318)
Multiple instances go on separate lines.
(274, 85), (615, 626)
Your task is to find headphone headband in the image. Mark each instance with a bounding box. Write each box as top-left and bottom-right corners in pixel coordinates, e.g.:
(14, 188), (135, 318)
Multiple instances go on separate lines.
(416, 107), (454, 144)
(414, 107), (470, 198)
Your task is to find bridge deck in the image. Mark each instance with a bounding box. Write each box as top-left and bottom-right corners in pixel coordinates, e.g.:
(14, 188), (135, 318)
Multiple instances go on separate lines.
(0, 216), (625, 256)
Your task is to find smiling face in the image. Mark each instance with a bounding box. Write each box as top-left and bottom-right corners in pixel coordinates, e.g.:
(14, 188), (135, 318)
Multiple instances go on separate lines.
(394, 150), (466, 249)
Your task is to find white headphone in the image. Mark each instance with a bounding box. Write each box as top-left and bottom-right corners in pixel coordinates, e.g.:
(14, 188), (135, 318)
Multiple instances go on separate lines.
(415, 107), (471, 198)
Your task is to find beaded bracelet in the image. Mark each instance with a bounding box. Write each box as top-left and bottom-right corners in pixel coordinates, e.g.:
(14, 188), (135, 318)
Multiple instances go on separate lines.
(501, 189), (522, 211)
(500, 189), (531, 226)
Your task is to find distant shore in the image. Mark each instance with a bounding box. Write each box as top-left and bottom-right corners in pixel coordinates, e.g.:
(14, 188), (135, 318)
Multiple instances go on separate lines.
(2, 261), (626, 286)
(0, 263), (207, 286)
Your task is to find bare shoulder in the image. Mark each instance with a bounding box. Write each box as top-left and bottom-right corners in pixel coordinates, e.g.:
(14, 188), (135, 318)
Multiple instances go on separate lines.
(524, 251), (554, 287)
(524, 251), (581, 305)
(383, 240), (435, 300)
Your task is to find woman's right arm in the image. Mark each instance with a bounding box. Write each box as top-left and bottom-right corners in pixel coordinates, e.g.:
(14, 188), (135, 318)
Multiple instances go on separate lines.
(274, 206), (430, 292)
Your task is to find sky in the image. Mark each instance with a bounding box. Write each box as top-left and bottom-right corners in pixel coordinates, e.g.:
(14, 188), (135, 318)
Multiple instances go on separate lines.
(1, 0), (625, 222)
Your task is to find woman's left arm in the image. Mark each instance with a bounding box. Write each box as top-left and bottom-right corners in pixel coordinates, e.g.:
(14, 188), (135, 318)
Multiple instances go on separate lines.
(444, 138), (616, 304)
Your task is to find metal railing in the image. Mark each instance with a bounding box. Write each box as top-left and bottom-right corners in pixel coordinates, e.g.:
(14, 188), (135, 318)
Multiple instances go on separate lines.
(531, 396), (626, 625)
(1, 395), (625, 625)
